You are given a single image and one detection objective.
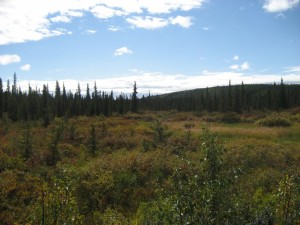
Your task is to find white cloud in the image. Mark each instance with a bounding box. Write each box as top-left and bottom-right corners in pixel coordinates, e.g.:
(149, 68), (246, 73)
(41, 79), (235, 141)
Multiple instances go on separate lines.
(0, 54), (21, 65)
(20, 64), (31, 71)
(263, 0), (300, 12)
(86, 29), (97, 34)
(230, 61), (250, 71)
(285, 66), (300, 73)
(91, 5), (126, 19)
(241, 61), (250, 70)
(230, 64), (239, 70)
(108, 26), (121, 32)
(169, 16), (193, 28)
(16, 69), (300, 96)
(233, 55), (239, 60)
(127, 15), (194, 29)
(50, 15), (71, 23)
(114, 47), (133, 56)
(202, 27), (210, 31)
(139, 0), (206, 14)
(66, 11), (84, 17)
(126, 16), (169, 29)
(0, 0), (207, 45)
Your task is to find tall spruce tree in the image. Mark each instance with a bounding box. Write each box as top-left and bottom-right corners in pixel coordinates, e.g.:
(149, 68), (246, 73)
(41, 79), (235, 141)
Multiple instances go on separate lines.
(85, 83), (91, 116)
(279, 78), (287, 109)
(9, 73), (18, 121)
(62, 83), (67, 116)
(0, 78), (3, 118)
(241, 81), (245, 111)
(75, 83), (82, 116)
(131, 81), (138, 113)
(42, 85), (50, 127)
(228, 80), (232, 111)
(55, 81), (62, 117)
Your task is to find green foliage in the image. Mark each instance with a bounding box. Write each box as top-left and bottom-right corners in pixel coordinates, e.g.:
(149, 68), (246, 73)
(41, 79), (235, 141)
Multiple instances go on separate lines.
(19, 123), (33, 161)
(257, 116), (292, 127)
(47, 126), (62, 166)
(88, 124), (97, 155)
(141, 126), (237, 225)
(220, 112), (241, 123)
(93, 208), (128, 225)
(30, 168), (83, 225)
(151, 120), (171, 145)
(274, 175), (300, 225)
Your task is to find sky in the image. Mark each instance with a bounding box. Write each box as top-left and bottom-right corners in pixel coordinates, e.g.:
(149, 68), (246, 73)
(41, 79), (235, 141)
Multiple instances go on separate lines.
(0, 0), (300, 95)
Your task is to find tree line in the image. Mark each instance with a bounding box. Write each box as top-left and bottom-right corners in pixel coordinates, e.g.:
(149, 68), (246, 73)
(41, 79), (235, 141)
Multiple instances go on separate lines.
(140, 79), (300, 113)
(0, 74), (138, 125)
(1, 74), (300, 124)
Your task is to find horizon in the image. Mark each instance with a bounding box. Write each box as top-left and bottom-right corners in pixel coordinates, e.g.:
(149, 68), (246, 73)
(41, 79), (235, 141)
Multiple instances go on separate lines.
(1, 0), (300, 95)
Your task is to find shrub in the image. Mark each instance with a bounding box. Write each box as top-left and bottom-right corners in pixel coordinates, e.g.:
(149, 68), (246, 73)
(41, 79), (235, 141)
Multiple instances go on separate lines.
(184, 122), (195, 129)
(257, 117), (291, 127)
(220, 112), (241, 123)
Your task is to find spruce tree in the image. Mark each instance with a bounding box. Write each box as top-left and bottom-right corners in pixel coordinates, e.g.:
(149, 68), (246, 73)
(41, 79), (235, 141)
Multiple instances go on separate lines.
(228, 80), (232, 111)
(55, 81), (62, 117)
(42, 85), (50, 127)
(131, 81), (138, 113)
(279, 78), (287, 109)
(93, 81), (99, 115)
(62, 83), (67, 116)
(8, 73), (18, 121)
(85, 83), (91, 116)
(241, 81), (245, 111)
(0, 78), (3, 118)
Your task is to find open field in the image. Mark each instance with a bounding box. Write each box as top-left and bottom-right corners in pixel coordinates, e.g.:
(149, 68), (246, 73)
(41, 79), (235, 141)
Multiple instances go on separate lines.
(0, 110), (300, 224)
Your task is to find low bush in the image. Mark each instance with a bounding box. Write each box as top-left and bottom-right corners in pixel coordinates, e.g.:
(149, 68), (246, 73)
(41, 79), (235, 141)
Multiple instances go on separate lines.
(257, 116), (291, 127)
(220, 112), (241, 123)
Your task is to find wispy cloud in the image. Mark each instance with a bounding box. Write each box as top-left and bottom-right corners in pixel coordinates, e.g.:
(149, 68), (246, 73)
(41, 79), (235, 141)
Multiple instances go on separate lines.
(233, 55), (239, 60)
(230, 64), (239, 70)
(20, 64), (31, 71)
(202, 27), (210, 31)
(241, 62), (250, 70)
(263, 0), (300, 12)
(126, 16), (169, 29)
(285, 66), (300, 73)
(127, 16), (194, 29)
(0, 54), (21, 65)
(114, 47), (133, 56)
(50, 15), (71, 23)
(108, 26), (121, 32)
(230, 61), (250, 71)
(85, 29), (97, 34)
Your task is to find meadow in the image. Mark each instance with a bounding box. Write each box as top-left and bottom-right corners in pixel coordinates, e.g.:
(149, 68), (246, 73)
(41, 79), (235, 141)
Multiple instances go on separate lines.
(0, 110), (299, 224)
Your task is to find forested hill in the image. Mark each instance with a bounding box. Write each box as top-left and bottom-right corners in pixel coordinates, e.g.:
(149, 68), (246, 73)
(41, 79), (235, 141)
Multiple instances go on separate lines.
(1, 74), (300, 124)
(140, 81), (300, 112)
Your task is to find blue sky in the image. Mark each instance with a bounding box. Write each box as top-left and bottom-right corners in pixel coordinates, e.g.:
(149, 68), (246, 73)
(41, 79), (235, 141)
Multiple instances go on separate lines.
(0, 0), (300, 95)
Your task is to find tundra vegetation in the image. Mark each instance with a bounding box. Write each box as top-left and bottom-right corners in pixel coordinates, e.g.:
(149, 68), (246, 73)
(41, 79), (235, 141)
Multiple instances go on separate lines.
(0, 75), (300, 224)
